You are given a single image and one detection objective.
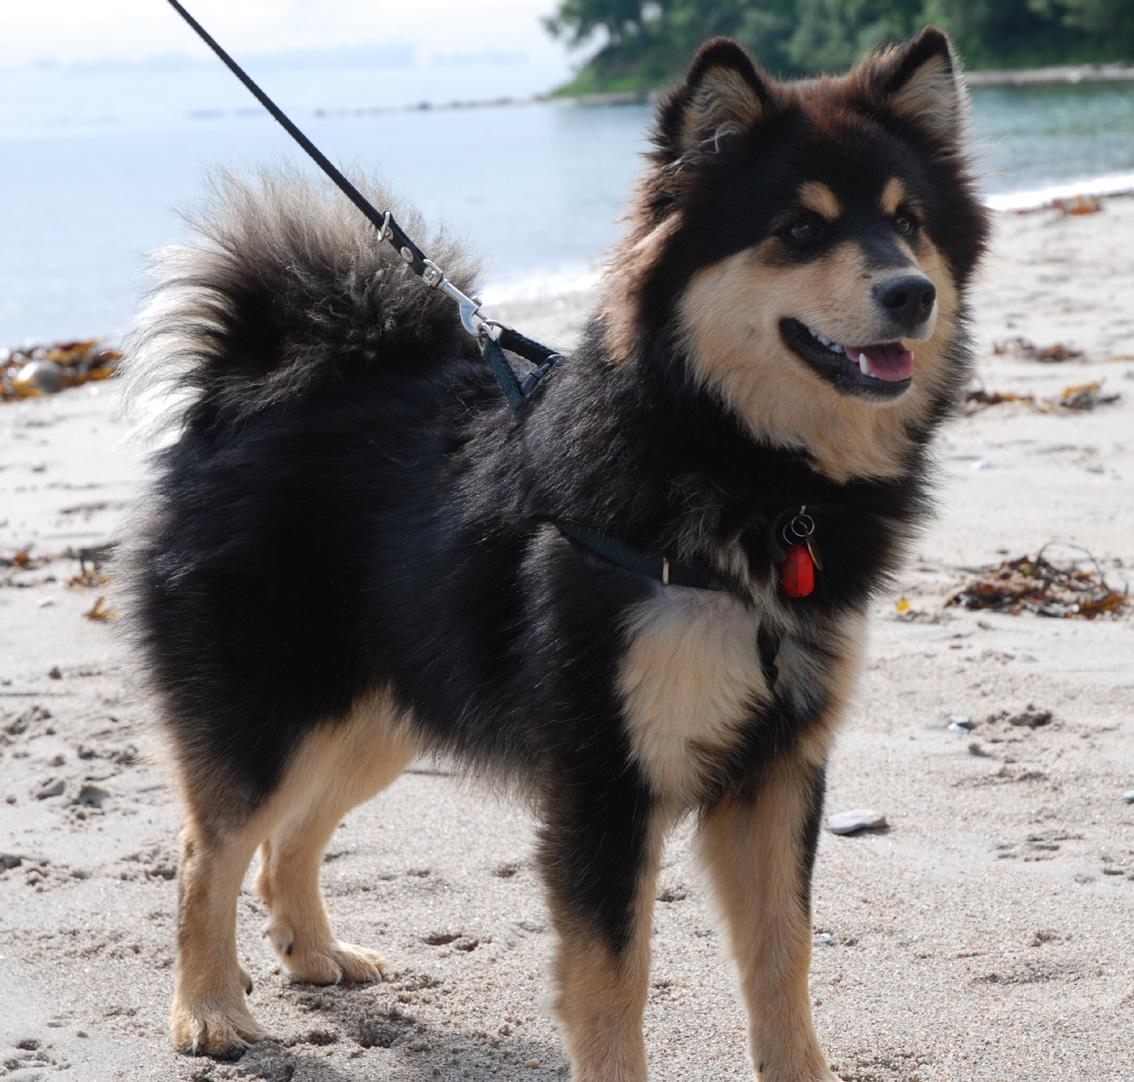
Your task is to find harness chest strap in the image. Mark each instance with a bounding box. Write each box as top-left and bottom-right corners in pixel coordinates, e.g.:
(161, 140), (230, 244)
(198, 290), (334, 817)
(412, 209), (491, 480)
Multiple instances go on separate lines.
(558, 506), (821, 599)
(557, 524), (718, 591)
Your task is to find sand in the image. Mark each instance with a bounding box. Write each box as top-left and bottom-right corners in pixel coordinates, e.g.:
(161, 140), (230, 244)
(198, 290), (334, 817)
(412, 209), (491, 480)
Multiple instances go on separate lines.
(1, 198), (1132, 1082)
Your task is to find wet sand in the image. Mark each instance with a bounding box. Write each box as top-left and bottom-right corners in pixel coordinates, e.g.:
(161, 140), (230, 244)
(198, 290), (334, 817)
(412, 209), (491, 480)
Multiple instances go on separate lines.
(1, 198), (1132, 1081)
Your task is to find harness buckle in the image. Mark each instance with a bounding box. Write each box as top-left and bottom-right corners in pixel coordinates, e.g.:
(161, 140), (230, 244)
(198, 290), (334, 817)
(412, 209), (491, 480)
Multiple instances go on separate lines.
(421, 259), (445, 287)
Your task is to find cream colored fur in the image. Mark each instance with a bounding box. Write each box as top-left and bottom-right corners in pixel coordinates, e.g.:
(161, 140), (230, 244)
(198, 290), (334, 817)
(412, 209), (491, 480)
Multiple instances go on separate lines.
(170, 690), (417, 1054)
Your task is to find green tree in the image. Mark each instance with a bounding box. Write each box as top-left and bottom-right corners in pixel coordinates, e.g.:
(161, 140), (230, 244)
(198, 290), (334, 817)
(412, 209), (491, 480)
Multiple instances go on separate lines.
(543, 0), (649, 47)
(783, 0), (925, 73)
(1034, 0), (1134, 55)
(544, 0), (1133, 94)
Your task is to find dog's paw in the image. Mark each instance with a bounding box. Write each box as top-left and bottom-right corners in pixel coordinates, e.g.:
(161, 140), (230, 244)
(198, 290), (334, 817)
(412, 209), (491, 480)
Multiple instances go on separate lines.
(170, 997), (267, 1058)
(267, 924), (388, 985)
(289, 940), (388, 984)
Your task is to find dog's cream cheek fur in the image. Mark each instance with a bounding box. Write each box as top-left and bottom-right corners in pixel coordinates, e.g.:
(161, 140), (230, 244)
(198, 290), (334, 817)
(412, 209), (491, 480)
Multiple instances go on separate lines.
(677, 238), (959, 484)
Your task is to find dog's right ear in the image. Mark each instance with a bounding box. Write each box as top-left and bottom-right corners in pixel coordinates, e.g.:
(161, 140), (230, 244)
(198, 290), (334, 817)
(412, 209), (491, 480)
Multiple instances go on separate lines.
(654, 38), (772, 161)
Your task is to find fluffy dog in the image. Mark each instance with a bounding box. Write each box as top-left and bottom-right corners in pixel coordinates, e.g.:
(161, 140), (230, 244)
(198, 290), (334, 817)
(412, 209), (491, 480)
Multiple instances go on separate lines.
(126, 26), (987, 1081)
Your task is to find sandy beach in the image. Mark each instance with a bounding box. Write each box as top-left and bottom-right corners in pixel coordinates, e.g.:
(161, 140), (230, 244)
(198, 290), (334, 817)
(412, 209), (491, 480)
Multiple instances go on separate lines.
(1, 197), (1132, 1082)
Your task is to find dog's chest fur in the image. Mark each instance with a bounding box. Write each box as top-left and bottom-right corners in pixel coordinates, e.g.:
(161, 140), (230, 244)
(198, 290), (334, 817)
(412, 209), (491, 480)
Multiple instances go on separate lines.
(616, 586), (858, 805)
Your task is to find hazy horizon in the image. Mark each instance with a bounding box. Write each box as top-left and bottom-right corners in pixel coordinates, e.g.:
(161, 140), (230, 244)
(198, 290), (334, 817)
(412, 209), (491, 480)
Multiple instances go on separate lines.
(3, 1), (580, 105)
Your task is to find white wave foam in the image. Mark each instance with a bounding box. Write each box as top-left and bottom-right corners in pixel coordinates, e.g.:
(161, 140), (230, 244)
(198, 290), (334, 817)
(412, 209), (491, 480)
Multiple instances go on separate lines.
(986, 171), (1134, 211)
(479, 264), (602, 305)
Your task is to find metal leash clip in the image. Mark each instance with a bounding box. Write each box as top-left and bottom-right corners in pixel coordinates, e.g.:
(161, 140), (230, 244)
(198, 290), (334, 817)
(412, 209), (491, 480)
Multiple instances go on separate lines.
(417, 258), (495, 339)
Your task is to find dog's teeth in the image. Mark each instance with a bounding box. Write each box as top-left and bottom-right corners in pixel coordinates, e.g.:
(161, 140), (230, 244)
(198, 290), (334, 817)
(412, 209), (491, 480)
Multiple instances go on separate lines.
(858, 352), (870, 377)
(817, 333), (831, 346)
(829, 344), (843, 354)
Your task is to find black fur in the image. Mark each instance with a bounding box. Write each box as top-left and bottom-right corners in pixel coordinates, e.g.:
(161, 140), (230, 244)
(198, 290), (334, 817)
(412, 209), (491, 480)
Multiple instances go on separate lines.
(127, 31), (987, 972)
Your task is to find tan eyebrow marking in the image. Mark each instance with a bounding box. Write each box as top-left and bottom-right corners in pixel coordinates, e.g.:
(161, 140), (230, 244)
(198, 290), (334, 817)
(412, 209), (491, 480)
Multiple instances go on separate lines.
(797, 181), (841, 220)
(881, 177), (908, 216)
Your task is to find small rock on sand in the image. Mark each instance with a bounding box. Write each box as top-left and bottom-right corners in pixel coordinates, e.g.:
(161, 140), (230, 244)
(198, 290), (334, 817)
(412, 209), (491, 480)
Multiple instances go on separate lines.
(34, 778), (65, 800)
(828, 809), (888, 835)
(74, 783), (111, 808)
(1122, 789), (1134, 804)
(1008, 707), (1053, 728)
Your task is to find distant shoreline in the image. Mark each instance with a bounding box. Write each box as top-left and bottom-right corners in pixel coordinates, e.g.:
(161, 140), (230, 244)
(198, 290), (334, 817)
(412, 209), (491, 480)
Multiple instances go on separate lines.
(300, 61), (1134, 119)
(964, 61), (1134, 87)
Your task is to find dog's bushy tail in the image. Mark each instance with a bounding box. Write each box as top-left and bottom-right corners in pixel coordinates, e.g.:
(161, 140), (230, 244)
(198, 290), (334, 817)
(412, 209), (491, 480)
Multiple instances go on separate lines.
(125, 168), (479, 434)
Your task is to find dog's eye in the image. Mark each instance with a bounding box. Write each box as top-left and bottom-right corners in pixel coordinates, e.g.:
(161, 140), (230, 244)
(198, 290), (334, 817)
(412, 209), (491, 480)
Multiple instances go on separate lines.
(781, 216), (826, 245)
(894, 211), (917, 236)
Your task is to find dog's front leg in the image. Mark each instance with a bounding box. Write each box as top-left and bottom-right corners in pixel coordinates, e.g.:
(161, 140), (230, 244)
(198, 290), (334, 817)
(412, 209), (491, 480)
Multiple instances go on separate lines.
(539, 775), (663, 1082)
(700, 753), (840, 1082)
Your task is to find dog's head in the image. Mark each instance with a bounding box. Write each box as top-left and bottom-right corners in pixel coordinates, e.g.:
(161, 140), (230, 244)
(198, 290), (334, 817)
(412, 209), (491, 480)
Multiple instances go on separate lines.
(606, 28), (989, 482)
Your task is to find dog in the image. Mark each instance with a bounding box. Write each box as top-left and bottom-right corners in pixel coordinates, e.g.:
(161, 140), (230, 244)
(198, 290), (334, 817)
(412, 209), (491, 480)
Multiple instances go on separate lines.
(125, 26), (987, 1081)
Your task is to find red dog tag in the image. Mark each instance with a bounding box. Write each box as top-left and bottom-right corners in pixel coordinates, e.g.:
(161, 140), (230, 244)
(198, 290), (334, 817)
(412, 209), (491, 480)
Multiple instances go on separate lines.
(780, 543), (815, 598)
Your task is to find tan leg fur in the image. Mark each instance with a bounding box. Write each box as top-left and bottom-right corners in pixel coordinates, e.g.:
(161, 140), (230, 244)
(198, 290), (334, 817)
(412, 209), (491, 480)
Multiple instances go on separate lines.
(700, 752), (841, 1082)
(170, 690), (416, 1055)
(256, 706), (415, 983)
(171, 811), (271, 1056)
(550, 817), (665, 1082)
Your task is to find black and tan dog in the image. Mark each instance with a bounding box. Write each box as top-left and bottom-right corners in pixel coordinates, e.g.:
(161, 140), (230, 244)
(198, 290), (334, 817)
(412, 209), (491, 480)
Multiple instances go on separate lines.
(126, 26), (987, 1081)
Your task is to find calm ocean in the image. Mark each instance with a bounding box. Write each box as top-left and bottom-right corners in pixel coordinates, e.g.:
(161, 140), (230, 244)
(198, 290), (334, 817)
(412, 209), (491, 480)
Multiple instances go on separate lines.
(2, 60), (1133, 343)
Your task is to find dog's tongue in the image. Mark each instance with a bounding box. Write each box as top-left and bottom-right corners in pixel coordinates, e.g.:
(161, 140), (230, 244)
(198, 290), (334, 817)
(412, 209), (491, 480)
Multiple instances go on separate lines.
(852, 343), (913, 382)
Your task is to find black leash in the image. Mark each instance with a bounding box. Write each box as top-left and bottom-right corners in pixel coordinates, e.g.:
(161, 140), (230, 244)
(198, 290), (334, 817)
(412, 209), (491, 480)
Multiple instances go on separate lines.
(164, 0), (560, 413)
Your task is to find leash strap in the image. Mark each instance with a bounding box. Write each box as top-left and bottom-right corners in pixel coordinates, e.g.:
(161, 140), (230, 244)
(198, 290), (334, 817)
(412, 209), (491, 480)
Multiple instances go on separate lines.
(165, 3), (722, 596)
(165, 0), (561, 410)
(165, 1), (426, 273)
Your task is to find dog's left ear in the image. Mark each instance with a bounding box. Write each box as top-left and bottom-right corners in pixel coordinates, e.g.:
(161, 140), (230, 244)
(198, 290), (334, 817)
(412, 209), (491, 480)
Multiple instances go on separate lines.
(655, 38), (772, 161)
(870, 26), (967, 150)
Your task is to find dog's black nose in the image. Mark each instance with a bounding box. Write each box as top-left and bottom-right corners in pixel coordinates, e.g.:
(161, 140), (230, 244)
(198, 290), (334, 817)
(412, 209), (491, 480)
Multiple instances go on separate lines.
(873, 275), (936, 330)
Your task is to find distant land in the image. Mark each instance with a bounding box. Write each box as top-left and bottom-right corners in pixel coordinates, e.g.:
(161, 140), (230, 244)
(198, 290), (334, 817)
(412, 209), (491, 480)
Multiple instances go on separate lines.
(544, 0), (1134, 97)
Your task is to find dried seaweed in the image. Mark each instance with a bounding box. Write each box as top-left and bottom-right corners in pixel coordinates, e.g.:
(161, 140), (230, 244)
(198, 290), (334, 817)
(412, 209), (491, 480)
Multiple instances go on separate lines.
(67, 558), (109, 589)
(1, 340), (121, 402)
(964, 380), (1119, 414)
(964, 386), (1034, 412)
(993, 336), (1084, 363)
(947, 544), (1127, 619)
(1052, 381), (1120, 411)
(82, 596), (117, 622)
(1053, 194), (1102, 217)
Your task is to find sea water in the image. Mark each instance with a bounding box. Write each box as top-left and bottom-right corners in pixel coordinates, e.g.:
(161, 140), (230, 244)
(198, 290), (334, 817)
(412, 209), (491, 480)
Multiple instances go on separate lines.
(2, 61), (1132, 343)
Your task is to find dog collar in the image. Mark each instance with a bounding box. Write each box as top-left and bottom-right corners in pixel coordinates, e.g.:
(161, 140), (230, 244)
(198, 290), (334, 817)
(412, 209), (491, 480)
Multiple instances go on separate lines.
(559, 503), (826, 599)
(556, 523), (720, 591)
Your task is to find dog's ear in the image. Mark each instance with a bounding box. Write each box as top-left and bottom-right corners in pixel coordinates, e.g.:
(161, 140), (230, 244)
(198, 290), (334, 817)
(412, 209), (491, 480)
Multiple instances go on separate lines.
(654, 38), (772, 161)
(870, 26), (967, 150)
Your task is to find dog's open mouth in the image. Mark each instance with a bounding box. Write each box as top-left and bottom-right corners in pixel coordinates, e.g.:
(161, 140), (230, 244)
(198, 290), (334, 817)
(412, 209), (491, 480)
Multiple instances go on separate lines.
(781, 319), (913, 399)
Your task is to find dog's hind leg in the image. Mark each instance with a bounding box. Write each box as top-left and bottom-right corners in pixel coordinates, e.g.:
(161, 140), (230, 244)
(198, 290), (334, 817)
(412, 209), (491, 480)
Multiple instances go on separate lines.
(255, 693), (417, 984)
(171, 799), (276, 1057)
(699, 751), (839, 1082)
(540, 776), (664, 1082)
